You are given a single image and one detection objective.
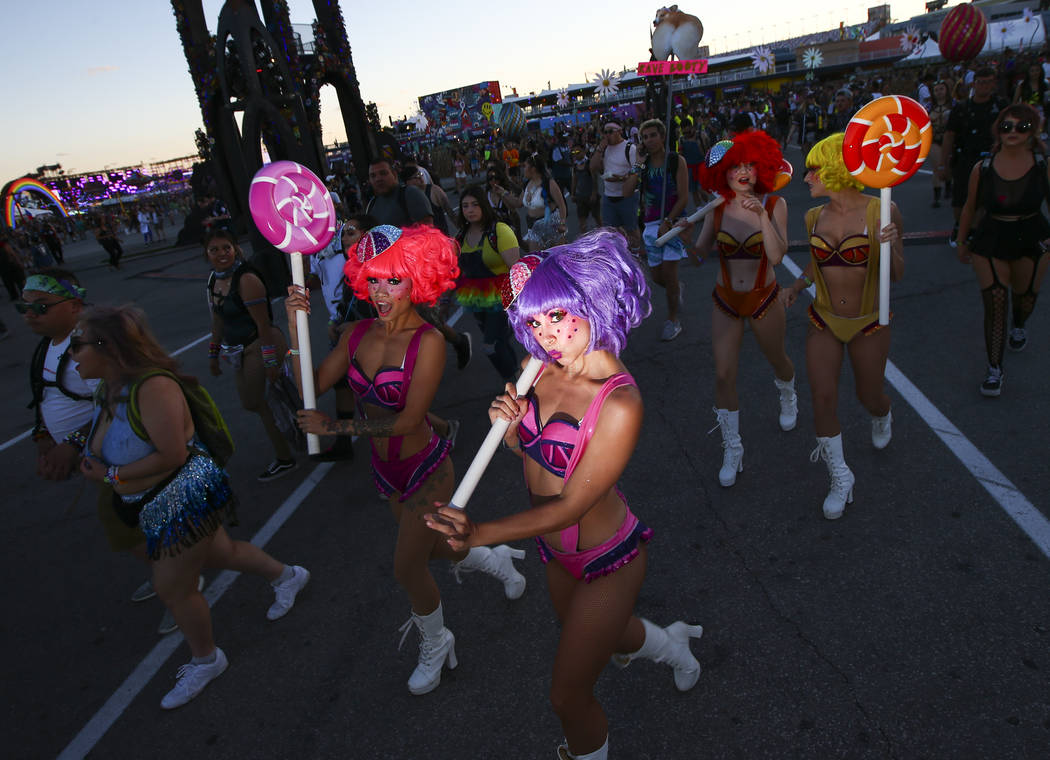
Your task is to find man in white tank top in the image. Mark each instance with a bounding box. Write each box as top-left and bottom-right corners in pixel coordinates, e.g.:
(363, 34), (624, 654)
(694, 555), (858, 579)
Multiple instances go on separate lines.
(589, 117), (642, 251)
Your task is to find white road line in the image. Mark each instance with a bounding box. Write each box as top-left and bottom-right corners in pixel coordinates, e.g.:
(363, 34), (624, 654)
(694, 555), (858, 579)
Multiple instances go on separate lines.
(0, 332), (212, 454)
(780, 256), (1050, 559)
(56, 304), (467, 759)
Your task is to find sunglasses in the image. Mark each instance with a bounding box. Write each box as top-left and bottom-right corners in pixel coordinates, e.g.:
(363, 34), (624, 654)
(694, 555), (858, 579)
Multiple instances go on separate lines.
(69, 336), (104, 353)
(15, 299), (71, 315)
(1000, 120), (1033, 134)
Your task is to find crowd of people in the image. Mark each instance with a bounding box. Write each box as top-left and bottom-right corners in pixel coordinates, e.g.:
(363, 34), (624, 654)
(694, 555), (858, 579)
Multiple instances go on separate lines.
(14, 49), (1050, 758)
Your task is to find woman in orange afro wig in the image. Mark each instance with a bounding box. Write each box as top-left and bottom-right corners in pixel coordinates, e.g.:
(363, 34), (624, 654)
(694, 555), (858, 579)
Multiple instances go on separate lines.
(691, 129), (798, 490)
(283, 223), (527, 696)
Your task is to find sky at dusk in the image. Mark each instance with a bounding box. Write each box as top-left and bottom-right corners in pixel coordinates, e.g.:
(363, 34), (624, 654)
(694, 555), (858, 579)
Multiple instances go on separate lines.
(3, 0), (948, 181)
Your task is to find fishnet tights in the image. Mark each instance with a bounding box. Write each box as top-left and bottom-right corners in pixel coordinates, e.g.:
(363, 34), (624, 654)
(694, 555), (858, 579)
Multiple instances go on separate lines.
(982, 283), (1007, 367)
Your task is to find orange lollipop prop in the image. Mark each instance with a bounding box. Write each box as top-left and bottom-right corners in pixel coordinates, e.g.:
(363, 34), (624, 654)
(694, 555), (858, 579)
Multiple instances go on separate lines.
(841, 95), (932, 324)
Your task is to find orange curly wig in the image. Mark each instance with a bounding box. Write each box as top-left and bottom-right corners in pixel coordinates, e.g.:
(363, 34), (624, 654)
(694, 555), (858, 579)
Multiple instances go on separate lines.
(698, 130), (784, 200)
(343, 225), (459, 306)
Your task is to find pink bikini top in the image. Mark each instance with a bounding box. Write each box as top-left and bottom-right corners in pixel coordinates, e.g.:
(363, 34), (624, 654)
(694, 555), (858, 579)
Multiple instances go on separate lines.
(520, 371), (637, 552)
(345, 319), (431, 412)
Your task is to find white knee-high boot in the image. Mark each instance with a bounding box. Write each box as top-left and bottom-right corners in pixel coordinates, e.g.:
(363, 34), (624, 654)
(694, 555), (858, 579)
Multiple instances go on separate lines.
(713, 408), (743, 487)
(557, 737), (609, 759)
(398, 603), (457, 695)
(614, 618), (704, 692)
(773, 375), (798, 431)
(871, 410), (892, 450)
(810, 434), (855, 519)
(451, 545), (527, 599)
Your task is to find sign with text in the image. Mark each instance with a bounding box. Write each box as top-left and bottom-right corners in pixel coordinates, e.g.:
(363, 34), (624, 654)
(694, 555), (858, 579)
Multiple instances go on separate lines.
(637, 59), (708, 76)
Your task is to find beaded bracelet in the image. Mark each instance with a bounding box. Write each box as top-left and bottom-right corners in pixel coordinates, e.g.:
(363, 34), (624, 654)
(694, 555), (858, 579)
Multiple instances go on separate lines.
(63, 430), (88, 449)
(103, 465), (122, 486)
(800, 275), (814, 287)
(260, 344), (279, 368)
(208, 341), (220, 359)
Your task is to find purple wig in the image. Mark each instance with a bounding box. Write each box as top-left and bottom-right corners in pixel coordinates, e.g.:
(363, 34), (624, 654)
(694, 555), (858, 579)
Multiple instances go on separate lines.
(508, 228), (651, 361)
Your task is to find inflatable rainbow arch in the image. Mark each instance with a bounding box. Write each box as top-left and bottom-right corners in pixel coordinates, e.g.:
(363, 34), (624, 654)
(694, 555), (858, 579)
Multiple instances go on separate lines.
(2, 177), (69, 228)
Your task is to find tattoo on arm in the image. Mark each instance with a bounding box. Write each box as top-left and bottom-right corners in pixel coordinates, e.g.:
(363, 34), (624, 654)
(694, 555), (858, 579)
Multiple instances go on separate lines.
(323, 415), (398, 438)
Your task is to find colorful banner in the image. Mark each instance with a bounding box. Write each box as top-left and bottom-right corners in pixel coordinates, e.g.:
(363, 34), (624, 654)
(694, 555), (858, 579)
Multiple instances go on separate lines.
(637, 59), (708, 76)
(418, 81), (502, 137)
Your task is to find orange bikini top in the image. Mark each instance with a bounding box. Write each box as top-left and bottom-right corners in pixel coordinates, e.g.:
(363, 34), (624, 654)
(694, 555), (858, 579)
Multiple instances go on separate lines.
(716, 230), (764, 260)
(809, 233), (870, 266)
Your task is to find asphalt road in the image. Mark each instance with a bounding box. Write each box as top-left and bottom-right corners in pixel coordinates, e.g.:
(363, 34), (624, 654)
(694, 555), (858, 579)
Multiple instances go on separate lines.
(2, 165), (1048, 760)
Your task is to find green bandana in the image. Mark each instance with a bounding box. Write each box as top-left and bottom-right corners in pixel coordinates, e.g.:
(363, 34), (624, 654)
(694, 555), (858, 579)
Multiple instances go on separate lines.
(23, 274), (86, 301)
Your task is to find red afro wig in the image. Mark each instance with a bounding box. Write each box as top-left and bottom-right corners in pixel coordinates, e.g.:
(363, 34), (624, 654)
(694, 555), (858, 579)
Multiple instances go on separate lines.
(343, 225), (460, 306)
(698, 130), (784, 200)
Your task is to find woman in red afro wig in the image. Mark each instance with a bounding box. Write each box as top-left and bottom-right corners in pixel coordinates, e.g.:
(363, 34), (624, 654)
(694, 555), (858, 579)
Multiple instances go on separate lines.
(691, 129), (798, 490)
(282, 223), (527, 697)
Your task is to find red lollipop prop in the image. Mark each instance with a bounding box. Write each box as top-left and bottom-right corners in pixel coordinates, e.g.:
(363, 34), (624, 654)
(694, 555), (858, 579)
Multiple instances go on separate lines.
(842, 95), (932, 325)
(249, 160), (336, 454)
(939, 3), (988, 63)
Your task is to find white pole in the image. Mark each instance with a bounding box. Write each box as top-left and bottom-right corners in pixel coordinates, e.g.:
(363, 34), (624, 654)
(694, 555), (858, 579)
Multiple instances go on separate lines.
(448, 356), (544, 510)
(879, 186), (891, 326)
(288, 253), (320, 454)
(653, 194), (724, 245)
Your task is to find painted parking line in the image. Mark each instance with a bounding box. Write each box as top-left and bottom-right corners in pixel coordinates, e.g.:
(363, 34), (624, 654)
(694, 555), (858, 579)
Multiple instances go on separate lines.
(779, 255), (1050, 559)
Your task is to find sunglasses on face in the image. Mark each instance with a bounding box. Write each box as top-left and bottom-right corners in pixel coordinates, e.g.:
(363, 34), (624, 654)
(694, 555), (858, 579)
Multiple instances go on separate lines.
(15, 299), (70, 315)
(69, 336), (104, 353)
(1000, 120), (1033, 134)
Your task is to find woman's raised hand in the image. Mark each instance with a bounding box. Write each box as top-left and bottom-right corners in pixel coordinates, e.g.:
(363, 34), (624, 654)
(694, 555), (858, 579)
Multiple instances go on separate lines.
(424, 503), (477, 551)
(488, 382), (528, 427)
(284, 284), (310, 322)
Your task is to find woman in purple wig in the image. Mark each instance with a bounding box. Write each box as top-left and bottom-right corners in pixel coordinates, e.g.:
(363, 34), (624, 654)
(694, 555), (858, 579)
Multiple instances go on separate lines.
(426, 229), (704, 760)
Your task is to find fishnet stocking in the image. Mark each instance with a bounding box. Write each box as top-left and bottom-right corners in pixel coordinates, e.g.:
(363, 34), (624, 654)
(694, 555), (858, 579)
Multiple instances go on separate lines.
(982, 283), (1008, 367)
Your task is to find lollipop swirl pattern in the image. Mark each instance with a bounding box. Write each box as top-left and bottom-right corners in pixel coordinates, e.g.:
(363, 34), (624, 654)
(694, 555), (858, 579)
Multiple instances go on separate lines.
(842, 96), (932, 188)
(249, 160), (336, 254)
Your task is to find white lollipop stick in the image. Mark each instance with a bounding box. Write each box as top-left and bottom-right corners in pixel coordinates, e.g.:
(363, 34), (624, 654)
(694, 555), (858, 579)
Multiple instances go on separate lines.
(879, 187), (891, 326)
(653, 194), (724, 246)
(288, 253), (320, 455)
(448, 356), (544, 510)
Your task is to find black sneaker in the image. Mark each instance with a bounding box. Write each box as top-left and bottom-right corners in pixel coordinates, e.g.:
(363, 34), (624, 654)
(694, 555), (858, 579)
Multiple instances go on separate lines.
(1008, 327), (1027, 352)
(454, 332), (472, 370)
(258, 459), (298, 482)
(980, 366), (1004, 397)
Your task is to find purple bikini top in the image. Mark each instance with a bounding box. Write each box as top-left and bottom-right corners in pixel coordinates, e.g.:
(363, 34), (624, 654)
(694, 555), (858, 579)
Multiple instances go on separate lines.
(345, 319), (431, 412)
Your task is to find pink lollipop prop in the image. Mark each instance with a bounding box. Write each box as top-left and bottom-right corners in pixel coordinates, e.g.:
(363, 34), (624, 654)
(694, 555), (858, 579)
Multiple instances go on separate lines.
(249, 160), (336, 454)
(842, 96), (932, 325)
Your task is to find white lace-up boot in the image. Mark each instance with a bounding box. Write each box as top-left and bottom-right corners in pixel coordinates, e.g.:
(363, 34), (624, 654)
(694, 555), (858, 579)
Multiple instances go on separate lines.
(810, 434), (855, 519)
(773, 376), (798, 431)
(451, 545), (527, 599)
(557, 737), (609, 759)
(871, 411), (892, 450)
(397, 603), (457, 695)
(612, 618), (704, 691)
(712, 408), (743, 487)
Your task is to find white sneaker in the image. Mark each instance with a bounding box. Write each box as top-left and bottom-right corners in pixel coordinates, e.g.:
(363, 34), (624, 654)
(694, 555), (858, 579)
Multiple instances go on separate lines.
(660, 320), (683, 341)
(871, 411), (892, 450)
(267, 565), (310, 620)
(160, 648), (228, 709)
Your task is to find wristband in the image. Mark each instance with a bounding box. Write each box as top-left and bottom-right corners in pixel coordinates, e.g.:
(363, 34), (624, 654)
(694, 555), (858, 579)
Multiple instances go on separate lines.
(63, 430), (88, 449)
(801, 275), (813, 287)
(208, 341), (220, 359)
(103, 465), (122, 486)
(260, 344), (279, 368)
(501, 437), (522, 452)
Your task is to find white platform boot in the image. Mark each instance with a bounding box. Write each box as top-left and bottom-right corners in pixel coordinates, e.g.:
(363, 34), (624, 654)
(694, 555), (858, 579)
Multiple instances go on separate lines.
(810, 434), (855, 520)
(451, 545), (527, 599)
(871, 410), (892, 450)
(557, 737), (609, 759)
(613, 618), (704, 691)
(398, 603), (457, 695)
(712, 408), (743, 487)
(774, 376), (798, 431)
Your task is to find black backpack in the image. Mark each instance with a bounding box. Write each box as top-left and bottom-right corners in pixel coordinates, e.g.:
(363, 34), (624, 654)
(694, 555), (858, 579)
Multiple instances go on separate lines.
(28, 336), (93, 434)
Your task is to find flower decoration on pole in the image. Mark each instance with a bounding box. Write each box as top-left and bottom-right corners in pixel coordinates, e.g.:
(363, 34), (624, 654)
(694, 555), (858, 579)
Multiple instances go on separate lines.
(411, 111), (429, 132)
(592, 68), (620, 99)
(556, 88), (570, 108)
(900, 25), (921, 54)
(750, 46), (774, 75)
(1022, 7), (1034, 24)
(802, 46), (822, 81)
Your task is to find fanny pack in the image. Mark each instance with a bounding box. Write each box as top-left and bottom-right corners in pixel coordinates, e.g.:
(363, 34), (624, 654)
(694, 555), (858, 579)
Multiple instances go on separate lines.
(220, 344), (244, 369)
